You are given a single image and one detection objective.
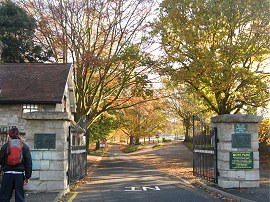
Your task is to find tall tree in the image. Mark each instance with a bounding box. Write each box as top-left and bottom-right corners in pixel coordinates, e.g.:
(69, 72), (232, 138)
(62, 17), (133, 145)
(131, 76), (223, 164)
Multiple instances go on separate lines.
(155, 0), (270, 115)
(119, 98), (166, 145)
(0, 0), (52, 63)
(21, 0), (157, 125)
(88, 112), (120, 149)
(163, 80), (212, 141)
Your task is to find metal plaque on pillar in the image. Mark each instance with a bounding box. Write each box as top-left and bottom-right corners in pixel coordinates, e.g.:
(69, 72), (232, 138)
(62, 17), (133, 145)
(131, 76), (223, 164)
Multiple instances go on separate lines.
(232, 123), (251, 148)
(234, 123), (248, 133)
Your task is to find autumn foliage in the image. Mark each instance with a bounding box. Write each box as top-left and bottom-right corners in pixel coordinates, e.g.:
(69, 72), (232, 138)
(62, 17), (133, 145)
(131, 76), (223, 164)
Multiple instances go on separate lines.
(258, 118), (270, 145)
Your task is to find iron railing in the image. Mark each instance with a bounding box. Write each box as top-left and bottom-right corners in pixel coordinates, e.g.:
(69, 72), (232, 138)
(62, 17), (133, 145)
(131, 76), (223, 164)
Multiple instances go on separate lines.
(68, 146), (87, 184)
(192, 116), (218, 183)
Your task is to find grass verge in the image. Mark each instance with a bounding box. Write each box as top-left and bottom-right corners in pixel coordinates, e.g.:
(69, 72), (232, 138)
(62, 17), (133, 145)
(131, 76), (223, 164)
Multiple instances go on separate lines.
(122, 145), (142, 153)
(90, 148), (108, 156)
(152, 142), (164, 148)
(182, 141), (193, 151)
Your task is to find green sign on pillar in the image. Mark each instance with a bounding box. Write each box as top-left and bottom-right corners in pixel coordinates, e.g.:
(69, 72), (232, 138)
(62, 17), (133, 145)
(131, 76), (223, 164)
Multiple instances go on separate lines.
(230, 152), (253, 169)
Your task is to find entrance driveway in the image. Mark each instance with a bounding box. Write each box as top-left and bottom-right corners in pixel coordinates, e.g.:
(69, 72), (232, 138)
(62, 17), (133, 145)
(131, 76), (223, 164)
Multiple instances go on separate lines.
(64, 143), (223, 202)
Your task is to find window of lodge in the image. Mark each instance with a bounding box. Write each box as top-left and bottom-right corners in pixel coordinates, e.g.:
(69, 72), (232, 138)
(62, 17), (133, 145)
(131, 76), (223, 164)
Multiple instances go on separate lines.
(23, 104), (39, 113)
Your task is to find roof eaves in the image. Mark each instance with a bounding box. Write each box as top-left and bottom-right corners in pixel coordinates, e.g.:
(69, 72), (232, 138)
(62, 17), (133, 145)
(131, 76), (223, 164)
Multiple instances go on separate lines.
(0, 100), (62, 104)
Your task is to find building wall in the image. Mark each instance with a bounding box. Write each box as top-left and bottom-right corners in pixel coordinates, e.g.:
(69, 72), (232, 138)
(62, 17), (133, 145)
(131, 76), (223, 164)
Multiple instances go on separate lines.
(0, 105), (26, 131)
(55, 66), (76, 117)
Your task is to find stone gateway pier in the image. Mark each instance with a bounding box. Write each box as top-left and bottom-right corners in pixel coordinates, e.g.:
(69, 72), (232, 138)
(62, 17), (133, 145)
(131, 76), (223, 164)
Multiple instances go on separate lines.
(211, 114), (262, 188)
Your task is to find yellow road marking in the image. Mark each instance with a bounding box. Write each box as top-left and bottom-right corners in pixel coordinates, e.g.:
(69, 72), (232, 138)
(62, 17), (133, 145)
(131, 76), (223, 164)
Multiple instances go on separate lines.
(67, 192), (78, 202)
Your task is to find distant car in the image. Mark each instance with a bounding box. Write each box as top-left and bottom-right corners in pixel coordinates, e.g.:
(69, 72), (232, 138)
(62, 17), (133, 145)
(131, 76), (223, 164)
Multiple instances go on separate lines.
(175, 136), (185, 140)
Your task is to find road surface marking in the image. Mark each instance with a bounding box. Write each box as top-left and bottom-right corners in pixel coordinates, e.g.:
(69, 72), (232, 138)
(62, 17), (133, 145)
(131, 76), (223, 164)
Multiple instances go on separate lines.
(125, 186), (161, 191)
(142, 186), (160, 191)
(68, 192), (78, 202)
(125, 187), (142, 191)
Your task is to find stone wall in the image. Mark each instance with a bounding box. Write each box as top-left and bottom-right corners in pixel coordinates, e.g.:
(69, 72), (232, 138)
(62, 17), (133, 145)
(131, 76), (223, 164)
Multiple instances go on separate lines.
(0, 105), (72, 192)
(0, 105), (26, 131)
(23, 112), (70, 192)
(211, 114), (262, 188)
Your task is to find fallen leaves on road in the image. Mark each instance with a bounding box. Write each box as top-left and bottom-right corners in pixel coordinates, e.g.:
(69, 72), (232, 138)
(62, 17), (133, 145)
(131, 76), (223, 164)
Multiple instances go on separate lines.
(138, 156), (195, 180)
(127, 142), (237, 202)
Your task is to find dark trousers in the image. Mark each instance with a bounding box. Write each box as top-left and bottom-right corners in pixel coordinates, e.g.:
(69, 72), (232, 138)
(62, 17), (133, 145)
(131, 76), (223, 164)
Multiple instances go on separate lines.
(0, 173), (25, 202)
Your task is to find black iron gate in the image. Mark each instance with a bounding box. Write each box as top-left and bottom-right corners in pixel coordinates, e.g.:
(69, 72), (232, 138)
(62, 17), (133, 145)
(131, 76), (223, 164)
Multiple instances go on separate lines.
(67, 123), (87, 184)
(68, 145), (87, 184)
(0, 126), (10, 146)
(192, 116), (218, 183)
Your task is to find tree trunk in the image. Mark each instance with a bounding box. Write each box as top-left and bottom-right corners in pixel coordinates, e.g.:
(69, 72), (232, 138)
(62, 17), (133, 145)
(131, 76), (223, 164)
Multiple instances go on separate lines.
(96, 141), (100, 150)
(183, 118), (191, 142)
(129, 136), (134, 145)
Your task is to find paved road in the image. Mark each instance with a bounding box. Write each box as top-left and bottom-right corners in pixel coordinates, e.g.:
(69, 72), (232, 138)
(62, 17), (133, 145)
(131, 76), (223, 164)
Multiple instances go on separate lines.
(66, 144), (223, 202)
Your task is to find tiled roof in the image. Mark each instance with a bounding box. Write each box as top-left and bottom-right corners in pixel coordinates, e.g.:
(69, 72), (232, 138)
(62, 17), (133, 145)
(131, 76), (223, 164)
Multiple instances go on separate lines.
(0, 63), (72, 104)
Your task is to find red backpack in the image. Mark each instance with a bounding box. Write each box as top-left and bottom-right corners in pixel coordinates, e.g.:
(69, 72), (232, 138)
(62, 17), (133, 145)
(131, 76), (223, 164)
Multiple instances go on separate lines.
(7, 139), (23, 166)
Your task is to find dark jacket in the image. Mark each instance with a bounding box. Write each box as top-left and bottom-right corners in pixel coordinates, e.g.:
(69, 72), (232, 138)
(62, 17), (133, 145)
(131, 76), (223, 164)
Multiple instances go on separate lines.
(0, 140), (32, 179)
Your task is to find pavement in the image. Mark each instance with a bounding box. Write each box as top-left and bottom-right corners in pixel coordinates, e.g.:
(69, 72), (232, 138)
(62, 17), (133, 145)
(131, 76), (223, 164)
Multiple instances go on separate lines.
(195, 168), (270, 202)
(14, 141), (270, 202)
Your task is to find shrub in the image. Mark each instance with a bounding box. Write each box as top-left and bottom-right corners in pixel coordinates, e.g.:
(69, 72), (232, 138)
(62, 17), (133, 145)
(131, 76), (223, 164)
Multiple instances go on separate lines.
(162, 138), (171, 142)
(122, 145), (141, 153)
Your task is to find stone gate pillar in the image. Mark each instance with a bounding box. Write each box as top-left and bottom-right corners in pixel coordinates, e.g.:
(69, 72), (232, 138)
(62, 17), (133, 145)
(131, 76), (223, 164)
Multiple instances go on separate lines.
(211, 114), (262, 188)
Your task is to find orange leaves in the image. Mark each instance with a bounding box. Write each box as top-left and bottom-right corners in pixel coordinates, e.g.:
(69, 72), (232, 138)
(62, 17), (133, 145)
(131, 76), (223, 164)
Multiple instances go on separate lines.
(258, 118), (270, 145)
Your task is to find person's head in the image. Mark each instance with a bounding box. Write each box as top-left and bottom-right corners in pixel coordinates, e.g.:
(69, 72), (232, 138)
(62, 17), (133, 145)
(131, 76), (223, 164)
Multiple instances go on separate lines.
(9, 127), (20, 139)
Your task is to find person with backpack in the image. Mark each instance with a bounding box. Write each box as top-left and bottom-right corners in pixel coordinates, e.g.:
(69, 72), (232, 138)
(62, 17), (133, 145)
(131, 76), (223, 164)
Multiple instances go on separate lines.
(0, 127), (32, 202)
